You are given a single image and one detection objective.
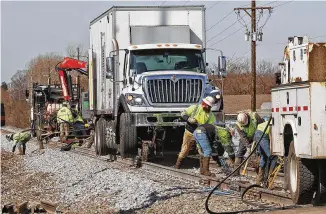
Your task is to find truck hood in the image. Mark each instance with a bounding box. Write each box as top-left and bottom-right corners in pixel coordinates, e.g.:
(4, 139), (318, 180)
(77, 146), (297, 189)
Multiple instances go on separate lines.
(139, 70), (207, 77)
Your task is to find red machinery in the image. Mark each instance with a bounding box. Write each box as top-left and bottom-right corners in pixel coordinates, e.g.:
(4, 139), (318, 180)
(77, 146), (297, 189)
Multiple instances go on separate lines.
(56, 57), (88, 101)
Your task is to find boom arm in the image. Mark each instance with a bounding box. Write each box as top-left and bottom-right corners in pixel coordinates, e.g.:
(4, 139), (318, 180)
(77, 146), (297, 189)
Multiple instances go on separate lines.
(56, 57), (88, 101)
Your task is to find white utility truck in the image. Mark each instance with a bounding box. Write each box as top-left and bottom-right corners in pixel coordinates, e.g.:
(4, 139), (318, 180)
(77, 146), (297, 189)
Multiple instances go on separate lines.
(271, 36), (326, 204)
(88, 6), (226, 160)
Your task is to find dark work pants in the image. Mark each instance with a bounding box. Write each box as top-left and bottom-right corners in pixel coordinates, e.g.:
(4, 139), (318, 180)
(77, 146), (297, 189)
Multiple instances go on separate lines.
(12, 142), (26, 154)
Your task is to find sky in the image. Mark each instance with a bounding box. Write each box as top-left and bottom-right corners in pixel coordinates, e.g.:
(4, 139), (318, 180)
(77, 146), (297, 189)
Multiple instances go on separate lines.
(1, 0), (326, 82)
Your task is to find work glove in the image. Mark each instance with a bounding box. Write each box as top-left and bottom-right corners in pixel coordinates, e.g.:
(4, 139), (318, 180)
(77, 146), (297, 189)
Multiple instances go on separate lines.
(187, 117), (197, 124)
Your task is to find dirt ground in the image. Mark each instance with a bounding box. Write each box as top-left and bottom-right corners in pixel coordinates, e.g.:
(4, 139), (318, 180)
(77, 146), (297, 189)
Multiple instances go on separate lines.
(223, 94), (271, 114)
(1, 149), (59, 209)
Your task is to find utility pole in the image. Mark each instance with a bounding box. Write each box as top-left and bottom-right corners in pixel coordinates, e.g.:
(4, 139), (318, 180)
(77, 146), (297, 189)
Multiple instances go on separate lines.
(251, 0), (256, 112)
(234, 0), (272, 111)
(77, 47), (80, 60)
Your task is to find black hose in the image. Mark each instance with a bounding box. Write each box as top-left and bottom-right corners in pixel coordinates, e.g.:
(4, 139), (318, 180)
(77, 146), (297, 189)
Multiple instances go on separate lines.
(204, 115), (298, 214)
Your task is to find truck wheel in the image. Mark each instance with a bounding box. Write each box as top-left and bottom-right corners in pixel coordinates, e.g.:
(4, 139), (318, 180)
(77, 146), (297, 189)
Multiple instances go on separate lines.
(106, 120), (118, 154)
(317, 160), (326, 203)
(287, 141), (316, 204)
(119, 113), (137, 158)
(94, 118), (109, 156)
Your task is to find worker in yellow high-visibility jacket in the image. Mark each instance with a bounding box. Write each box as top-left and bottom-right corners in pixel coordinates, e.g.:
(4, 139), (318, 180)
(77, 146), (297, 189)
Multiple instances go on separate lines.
(6, 131), (31, 155)
(57, 102), (73, 142)
(175, 96), (216, 169)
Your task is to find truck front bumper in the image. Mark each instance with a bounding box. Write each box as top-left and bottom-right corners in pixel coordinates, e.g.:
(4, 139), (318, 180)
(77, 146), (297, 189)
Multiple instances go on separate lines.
(133, 112), (186, 127)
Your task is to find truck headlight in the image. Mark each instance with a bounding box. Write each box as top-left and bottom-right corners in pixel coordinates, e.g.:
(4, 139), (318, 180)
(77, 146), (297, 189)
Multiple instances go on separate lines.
(125, 94), (145, 106)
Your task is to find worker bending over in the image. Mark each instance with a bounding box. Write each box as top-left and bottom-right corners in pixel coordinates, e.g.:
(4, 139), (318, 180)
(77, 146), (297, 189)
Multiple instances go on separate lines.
(254, 120), (277, 185)
(193, 124), (235, 176)
(71, 109), (87, 136)
(57, 102), (74, 142)
(234, 111), (264, 174)
(6, 131), (32, 155)
(175, 96), (216, 169)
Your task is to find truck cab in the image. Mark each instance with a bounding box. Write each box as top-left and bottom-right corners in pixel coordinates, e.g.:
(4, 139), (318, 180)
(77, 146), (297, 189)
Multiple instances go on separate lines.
(88, 5), (226, 161)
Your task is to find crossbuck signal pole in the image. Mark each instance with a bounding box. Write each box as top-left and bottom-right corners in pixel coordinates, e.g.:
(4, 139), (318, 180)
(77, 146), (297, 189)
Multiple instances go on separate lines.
(234, 0), (272, 111)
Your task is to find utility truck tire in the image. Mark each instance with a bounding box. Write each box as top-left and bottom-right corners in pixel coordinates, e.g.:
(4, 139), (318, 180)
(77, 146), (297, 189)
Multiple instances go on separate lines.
(119, 113), (137, 158)
(287, 141), (316, 204)
(317, 160), (326, 203)
(94, 118), (109, 156)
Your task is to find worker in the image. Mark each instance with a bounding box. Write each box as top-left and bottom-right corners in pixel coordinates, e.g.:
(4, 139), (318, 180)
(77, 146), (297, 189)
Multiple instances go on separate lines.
(254, 120), (277, 185)
(234, 111), (264, 174)
(72, 109), (87, 136)
(193, 124), (235, 177)
(57, 101), (74, 142)
(6, 131), (32, 155)
(175, 96), (216, 169)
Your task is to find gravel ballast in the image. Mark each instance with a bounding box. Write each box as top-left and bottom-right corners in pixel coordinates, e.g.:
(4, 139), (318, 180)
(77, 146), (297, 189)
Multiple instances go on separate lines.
(1, 126), (258, 213)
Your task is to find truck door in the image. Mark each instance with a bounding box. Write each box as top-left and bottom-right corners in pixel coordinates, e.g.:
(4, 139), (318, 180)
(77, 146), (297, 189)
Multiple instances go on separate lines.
(271, 89), (282, 155)
(311, 82), (326, 157)
(295, 84), (311, 157)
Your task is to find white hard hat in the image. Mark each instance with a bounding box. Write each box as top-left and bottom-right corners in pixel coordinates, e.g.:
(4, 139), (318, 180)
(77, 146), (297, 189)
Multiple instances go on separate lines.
(209, 89), (221, 100)
(203, 96), (215, 107)
(237, 112), (249, 126)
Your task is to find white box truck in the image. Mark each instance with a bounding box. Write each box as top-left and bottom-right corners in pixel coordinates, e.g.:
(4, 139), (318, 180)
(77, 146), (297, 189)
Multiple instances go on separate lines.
(271, 36), (326, 204)
(88, 5), (226, 160)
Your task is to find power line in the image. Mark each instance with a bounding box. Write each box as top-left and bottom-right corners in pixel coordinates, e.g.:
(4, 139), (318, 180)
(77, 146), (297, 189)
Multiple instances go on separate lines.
(206, 2), (251, 32)
(183, 1), (189, 6)
(273, 0), (293, 8)
(207, 18), (243, 43)
(206, 11), (234, 32)
(160, 1), (166, 6)
(207, 1), (220, 11)
(210, 27), (245, 47)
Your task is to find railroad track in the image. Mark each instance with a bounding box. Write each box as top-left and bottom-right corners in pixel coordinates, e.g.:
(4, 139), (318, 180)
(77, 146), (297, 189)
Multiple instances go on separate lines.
(70, 147), (293, 209)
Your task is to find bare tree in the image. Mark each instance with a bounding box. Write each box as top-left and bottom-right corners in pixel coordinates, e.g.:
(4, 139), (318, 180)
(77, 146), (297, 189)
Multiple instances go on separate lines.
(66, 43), (88, 60)
(209, 57), (277, 95)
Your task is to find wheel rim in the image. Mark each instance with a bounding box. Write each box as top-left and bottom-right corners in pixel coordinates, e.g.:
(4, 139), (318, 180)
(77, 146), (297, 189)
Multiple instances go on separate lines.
(290, 154), (298, 193)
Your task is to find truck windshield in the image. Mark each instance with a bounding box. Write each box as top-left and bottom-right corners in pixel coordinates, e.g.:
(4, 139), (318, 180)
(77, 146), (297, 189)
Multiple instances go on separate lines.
(129, 49), (205, 74)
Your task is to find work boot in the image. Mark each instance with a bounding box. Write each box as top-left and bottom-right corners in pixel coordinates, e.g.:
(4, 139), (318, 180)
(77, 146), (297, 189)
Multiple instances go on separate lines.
(201, 157), (216, 177)
(233, 157), (242, 175)
(225, 158), (235, 168)
(256, 167), (264, 185)
(174, 157), (183, 169)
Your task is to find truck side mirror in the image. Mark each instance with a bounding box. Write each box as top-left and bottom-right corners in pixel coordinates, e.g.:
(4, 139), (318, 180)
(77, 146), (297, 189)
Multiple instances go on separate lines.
(218, 56), (226, 72)
(106, 57), (114, 79)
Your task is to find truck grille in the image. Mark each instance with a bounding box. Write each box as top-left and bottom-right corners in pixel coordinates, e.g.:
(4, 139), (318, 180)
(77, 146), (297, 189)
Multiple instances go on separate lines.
(146, 78), (203, 103)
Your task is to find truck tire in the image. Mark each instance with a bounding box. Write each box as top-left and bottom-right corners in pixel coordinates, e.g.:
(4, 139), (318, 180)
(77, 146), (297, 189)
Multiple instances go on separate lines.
(119, 113), (137, 158)
(94, 118), (109, 156)
(287, 141), (316, 204)
(106, 119), (118, 154)
(317, 160), (326, 203)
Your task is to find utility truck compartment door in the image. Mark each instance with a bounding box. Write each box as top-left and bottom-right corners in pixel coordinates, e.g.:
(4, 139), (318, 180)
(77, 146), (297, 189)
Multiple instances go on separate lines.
(130, 26), (190, 44)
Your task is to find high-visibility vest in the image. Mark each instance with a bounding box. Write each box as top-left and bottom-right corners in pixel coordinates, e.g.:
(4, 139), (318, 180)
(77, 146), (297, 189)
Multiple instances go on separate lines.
(57, 107), (73, 123)
(74, 113), (84, 123)
(215, 126), (231, 146)
(256, 121), (271, 136)
(181, 104), (216, 125)
(236, 111), (259, 139)
(13, 132), (31, 144)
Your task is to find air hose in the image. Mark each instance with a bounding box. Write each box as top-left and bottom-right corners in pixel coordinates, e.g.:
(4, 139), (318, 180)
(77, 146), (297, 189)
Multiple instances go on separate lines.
(204, 116), (300, 214)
